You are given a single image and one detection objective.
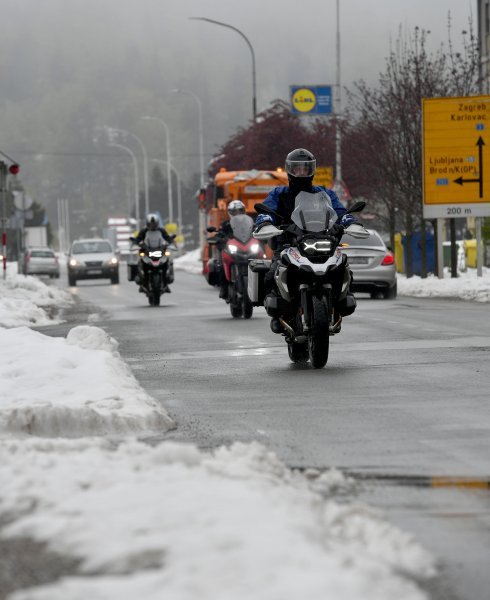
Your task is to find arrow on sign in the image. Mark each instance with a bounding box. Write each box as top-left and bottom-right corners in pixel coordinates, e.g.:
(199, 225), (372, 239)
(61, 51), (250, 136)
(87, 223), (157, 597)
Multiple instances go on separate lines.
(454, 137), (485, 198)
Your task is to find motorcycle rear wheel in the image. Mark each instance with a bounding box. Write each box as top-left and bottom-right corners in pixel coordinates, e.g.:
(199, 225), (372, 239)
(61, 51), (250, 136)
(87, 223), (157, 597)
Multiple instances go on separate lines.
(308, 296), (330, 368)
(242, 295), (253, 319)
(287, 341), (309, 364)
(230, 302), (243, 318)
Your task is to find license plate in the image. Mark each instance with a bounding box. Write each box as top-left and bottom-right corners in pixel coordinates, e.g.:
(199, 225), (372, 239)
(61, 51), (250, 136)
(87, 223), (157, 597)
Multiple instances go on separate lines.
(87, 269), (102, 275)
(348, 257), (369, 265)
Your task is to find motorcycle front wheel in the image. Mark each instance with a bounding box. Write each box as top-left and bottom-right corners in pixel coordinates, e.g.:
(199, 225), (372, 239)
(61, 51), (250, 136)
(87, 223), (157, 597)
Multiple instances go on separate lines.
(149, 272), (162, 307)
(308, 296), (330, 368)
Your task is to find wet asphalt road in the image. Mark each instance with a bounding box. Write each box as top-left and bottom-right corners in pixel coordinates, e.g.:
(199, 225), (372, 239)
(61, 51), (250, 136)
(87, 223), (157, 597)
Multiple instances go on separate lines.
(40, 265), (490, 600)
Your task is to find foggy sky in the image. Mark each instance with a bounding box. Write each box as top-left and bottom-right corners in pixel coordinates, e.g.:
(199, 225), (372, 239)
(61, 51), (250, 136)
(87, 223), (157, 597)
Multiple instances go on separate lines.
(0, 0), (476, 221)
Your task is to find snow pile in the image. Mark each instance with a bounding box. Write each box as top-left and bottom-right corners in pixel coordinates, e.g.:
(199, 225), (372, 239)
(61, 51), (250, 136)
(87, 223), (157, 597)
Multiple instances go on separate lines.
(0, 440), (435, 600)
(398, 268), (490, 302)
(0, 325), (175, 437)
(173, 248), (202, 274)
(0, 273), (72, 327)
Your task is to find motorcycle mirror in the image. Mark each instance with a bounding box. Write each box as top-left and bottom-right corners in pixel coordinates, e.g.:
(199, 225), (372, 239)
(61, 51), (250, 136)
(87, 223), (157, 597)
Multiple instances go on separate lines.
(347, 201), (366, 214)
(206, 226), (217, 232)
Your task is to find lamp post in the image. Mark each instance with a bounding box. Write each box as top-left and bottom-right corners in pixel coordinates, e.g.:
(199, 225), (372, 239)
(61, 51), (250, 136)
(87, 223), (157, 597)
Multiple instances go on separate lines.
(190, 17), (256, 120)
(335, 0), (342, 183)
(169, 88), (206, 251)
(108, 142), (140, 224)
(141, 116), (173, 223)
(152, 159), (182, 235)
(106, 127), (149, 216)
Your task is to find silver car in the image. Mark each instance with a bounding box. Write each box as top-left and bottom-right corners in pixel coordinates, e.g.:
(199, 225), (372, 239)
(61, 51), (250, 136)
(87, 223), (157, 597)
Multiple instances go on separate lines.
(23, 247), (60, 278)
(67, 238), (119, 286)
(342, 229), (397, 299)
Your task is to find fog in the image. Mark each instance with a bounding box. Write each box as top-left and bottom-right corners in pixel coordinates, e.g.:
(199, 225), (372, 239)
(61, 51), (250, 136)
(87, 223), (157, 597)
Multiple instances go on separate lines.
(0, 0), (475, 234)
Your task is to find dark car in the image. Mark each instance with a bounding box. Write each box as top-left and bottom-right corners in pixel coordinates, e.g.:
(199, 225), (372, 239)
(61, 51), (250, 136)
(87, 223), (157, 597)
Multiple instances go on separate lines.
(67, 238), (119, 286)
(342, 229), (397, 299)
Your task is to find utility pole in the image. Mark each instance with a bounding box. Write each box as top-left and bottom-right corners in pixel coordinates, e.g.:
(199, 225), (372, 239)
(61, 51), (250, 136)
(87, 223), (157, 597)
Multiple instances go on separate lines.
(0, 153), (20, 279)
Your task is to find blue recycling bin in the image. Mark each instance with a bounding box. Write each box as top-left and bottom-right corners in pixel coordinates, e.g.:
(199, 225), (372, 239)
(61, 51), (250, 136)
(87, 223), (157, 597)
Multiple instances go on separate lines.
(401, 232), (435, 275)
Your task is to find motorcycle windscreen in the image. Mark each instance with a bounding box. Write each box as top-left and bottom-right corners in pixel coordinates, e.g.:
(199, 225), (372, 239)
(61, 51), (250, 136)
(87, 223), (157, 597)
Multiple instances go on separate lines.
(144, 230), (166, 249)
(292, 191), (338, 232)
(230, 214), (254, 243)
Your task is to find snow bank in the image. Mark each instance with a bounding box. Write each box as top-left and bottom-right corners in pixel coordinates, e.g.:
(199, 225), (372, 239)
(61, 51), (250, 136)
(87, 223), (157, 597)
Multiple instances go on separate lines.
(0, 325), (174, 437)
(173, 248), (202, 274)
(0, 273), (72, 327)
(1, 441), (435, 600)
(398, 268), (490, 302)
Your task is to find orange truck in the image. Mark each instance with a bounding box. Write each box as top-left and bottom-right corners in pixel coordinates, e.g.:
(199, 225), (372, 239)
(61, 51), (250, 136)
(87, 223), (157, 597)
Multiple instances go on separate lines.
(201, 168), (288, 272)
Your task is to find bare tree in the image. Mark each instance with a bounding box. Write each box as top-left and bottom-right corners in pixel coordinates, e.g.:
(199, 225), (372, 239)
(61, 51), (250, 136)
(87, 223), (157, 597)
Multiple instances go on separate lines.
(346, 16), (479, 276)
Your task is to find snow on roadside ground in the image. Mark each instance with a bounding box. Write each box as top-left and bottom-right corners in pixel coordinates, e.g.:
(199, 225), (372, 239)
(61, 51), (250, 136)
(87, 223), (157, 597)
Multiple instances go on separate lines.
(397, 268), (490, 302)
(173, 247), (202, 274)
(0, 440), (435, 600)
(0, 262), (436, 599)
(0, 272), (72, 327)
(0, 325), (175, 437)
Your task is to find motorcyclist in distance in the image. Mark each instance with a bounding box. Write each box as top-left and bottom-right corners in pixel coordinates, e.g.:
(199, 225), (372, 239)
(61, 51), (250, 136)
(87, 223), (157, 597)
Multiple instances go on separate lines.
(216, 200), (246, 299)
(254, 148), (367, 333)
(133, 213), (175, 293)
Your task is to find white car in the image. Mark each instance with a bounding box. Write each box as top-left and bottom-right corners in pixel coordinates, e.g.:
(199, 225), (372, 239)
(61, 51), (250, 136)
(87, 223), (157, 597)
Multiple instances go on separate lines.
(23, 247), (60, 278)
(67, 238), (119, 286)
(342, 229), (397, 299)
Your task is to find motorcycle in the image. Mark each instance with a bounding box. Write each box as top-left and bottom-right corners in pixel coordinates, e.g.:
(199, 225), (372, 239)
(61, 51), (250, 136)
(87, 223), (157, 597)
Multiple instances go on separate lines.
(128, 231), (175, 307)
(206, 213), (266, 319)
(251, 191), (369, 368)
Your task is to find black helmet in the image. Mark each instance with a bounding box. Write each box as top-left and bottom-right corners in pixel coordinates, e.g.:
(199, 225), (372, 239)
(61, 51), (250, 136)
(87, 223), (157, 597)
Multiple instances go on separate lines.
(285, 148), (316, 178)
(146, 213), (160, 229)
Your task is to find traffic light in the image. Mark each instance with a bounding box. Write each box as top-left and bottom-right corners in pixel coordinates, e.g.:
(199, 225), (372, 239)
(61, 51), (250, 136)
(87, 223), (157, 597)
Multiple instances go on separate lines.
(198, 188), (206, 210)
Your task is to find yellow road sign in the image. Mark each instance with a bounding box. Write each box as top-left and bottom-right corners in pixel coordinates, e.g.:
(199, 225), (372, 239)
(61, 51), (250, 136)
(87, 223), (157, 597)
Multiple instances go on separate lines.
(313, 166), (333, 188)
(422, 95), (490, 218)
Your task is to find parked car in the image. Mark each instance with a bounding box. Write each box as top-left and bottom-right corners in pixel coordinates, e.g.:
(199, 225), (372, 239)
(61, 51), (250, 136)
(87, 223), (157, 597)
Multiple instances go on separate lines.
(67, 238), (119, 286)
(23, 247), (60, 278)
(342, 229), (397, 299)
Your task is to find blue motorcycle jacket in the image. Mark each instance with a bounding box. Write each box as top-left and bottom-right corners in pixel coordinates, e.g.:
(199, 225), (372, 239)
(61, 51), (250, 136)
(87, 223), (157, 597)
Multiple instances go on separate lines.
(255, 185), (356, 228)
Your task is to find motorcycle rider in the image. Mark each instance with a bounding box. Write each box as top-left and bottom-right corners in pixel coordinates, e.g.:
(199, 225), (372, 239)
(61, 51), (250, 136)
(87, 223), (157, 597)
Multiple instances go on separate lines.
(216, 200), (247, 299)
(133, 213), (175, 293)
(254, 148), (364, 333)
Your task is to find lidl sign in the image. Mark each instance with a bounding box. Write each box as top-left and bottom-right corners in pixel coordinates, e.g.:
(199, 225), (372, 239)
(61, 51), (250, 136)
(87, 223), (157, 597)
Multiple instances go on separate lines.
(290, 85), (332, 115)
(422, 95), (490, 218)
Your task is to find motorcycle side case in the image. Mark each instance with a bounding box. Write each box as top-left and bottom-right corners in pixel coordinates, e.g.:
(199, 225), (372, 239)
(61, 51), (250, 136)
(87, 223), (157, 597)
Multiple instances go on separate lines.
(247, 259), (271, 306)
(127, 264), (138, 282)
(206, 258), (221, 287)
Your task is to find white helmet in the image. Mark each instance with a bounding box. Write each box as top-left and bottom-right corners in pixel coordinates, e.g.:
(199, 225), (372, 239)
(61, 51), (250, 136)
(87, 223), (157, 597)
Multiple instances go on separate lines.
(228, 200), (246, 216)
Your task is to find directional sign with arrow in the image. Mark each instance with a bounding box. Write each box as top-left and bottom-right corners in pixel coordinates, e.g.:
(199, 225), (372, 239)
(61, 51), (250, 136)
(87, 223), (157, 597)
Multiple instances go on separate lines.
(422, 95), (490, 218)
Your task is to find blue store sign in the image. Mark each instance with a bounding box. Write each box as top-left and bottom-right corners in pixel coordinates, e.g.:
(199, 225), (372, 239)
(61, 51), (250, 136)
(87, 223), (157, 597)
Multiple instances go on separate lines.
(290, 85), (332, 115)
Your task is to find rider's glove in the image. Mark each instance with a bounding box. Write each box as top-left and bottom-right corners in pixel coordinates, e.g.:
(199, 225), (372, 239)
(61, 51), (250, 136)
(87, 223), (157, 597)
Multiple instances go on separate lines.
(254, 218), (273, 233)
(330, 223), (344, 241)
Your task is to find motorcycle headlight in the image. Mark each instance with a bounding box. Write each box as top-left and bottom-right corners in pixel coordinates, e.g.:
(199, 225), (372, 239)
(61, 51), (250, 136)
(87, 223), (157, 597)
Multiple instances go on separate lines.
(249, 243), (261, 254)
(227, 243), (238, 254)
(165, 250), (172, 256)
(302, 239), (331, 254)
(149, 250), (163, 258)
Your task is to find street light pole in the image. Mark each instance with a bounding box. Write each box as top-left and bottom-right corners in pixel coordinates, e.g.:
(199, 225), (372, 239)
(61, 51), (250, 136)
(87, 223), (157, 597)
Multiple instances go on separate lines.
(190, 17), (256, 120)
(108, 142), (140, 224)
(152, 159), (182, 235)
(335, 0), (342, 183)
(141, 116), (174, 223)
(169, 88), (206, 252)
(106, 127), (149, 216)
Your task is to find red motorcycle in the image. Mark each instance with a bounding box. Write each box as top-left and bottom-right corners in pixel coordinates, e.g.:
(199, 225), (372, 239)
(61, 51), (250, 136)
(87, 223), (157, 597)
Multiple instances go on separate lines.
(206, 214), (266, 319)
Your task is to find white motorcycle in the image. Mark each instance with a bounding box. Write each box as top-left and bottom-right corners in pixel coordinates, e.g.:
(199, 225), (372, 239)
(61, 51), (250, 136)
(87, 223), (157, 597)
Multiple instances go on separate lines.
(250, 191), (369, 368)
